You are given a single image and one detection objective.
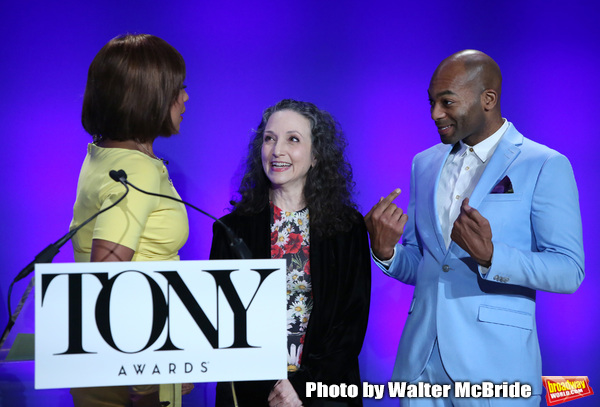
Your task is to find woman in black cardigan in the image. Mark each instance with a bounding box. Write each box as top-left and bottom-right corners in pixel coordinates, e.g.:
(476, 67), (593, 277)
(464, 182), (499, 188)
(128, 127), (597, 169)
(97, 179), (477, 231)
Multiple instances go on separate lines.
(210, 99), (371, 407)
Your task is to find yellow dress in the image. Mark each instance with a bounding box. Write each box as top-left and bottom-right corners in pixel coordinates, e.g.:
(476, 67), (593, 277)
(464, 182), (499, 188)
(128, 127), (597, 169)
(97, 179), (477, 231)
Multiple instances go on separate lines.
(71, 143), (188, 261)
(69, 143), (189, 407)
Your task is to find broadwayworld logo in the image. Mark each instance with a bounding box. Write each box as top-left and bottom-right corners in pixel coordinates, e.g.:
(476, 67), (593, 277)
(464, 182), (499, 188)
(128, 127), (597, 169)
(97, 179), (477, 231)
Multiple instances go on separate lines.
(542, 376), (594, 405)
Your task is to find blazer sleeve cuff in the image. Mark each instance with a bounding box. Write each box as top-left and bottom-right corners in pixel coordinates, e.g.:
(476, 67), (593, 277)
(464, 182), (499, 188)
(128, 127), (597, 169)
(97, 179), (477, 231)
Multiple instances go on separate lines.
(371, 247), (396, 269)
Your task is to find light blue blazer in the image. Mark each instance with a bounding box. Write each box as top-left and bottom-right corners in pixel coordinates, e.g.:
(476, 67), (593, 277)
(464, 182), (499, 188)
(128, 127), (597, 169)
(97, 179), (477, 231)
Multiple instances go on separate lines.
(381, 123), (584, 395)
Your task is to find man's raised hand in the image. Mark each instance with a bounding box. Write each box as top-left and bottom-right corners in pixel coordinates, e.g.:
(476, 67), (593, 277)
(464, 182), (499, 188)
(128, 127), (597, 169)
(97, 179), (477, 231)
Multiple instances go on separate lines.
(451, 197), (494, 268)
(364, 188), (408, 261)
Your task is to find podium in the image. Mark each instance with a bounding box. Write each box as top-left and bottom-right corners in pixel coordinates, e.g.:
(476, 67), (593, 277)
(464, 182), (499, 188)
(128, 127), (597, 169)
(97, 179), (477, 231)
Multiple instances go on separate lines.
(0, 277), (72, 406)
(1, 259), (287, 405)
(1, 277), (35, 362)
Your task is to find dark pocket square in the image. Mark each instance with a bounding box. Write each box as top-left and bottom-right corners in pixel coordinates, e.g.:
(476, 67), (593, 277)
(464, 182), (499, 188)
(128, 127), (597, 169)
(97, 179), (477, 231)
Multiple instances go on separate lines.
(491, 175), (514, 194)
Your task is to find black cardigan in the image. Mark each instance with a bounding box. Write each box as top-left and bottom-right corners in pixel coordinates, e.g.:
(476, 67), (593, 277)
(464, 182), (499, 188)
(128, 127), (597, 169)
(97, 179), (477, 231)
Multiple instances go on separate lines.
(210, 205), (371, 407)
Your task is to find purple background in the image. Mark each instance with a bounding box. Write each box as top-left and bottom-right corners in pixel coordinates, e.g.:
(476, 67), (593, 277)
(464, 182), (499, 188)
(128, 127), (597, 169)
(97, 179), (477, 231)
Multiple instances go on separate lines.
(1, 1), (598, 406)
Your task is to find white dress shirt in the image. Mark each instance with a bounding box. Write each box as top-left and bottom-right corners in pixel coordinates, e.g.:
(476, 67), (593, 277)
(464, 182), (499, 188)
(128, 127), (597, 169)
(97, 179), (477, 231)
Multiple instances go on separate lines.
(374, 119), (509, 267)
(437, 119), (509, 248)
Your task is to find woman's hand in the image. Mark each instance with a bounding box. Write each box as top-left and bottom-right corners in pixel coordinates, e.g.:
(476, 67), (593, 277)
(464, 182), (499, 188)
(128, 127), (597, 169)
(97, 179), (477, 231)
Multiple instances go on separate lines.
(268, 380), (303, 407)
(130, 390), (160, 407)
(181, 383), (195, 395)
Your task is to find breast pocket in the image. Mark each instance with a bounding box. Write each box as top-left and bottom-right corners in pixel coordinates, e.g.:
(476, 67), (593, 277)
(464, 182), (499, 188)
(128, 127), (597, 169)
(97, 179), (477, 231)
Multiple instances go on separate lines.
(483, 192), (523, 202)
(478, 305), (533, 331)
(480, 192), (529, 237)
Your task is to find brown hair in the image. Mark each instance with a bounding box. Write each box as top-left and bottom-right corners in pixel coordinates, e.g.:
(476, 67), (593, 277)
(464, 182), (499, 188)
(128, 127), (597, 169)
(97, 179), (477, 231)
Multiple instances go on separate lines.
(82, 34), (186, 142)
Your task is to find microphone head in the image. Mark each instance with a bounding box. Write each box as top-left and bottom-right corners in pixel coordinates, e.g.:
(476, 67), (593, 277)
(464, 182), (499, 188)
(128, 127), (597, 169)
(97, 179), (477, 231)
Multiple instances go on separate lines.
(109, 169), (128, 182)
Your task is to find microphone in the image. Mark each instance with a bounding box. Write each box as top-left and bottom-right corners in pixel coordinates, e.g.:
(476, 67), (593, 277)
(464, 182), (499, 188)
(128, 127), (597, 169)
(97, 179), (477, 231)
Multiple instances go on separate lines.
(109, 169), (127, 183)
(13, 179), (129, 283)
(2, 176), (130, 348)
(109, 169), (252, 260)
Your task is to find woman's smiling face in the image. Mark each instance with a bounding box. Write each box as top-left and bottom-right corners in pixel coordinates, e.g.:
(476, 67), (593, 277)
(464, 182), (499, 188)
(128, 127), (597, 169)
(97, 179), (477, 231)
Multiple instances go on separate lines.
(261, 109), (315, 194)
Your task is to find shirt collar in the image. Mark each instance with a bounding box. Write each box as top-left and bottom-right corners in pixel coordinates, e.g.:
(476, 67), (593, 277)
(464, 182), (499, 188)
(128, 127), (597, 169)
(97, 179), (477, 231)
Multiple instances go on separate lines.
(459, 119), (508, 163)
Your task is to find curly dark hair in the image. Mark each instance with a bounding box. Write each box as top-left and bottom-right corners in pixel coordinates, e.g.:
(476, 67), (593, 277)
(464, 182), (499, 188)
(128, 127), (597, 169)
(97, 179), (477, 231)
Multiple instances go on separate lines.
(231, 99), (359, 237)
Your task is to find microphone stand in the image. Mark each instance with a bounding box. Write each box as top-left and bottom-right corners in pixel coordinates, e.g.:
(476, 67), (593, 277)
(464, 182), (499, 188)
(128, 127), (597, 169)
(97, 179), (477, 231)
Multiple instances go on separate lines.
(109, 169), (252, 260)
(1, 183), (130, 350)
(109, 169), (249, 407)
(1, 228), (77, 349)
(0, 277), (35, 354)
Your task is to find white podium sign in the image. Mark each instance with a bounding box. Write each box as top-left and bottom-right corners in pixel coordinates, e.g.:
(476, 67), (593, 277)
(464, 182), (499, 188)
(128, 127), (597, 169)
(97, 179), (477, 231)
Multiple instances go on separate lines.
(34, 259), (287, 389)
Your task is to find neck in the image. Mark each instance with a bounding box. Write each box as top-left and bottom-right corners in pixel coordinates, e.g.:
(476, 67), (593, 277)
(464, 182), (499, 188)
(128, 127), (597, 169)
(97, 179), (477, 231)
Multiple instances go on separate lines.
(96, 139), (138, 150)
(96, 138), (158, 159)
(269, 187), (306, 212)
(135, 141), (157, 159)
(464, 117), (504, 146)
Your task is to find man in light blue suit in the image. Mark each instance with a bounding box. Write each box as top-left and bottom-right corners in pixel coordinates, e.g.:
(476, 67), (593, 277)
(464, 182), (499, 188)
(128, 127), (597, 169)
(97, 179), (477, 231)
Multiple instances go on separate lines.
(365, 50), (584, 406)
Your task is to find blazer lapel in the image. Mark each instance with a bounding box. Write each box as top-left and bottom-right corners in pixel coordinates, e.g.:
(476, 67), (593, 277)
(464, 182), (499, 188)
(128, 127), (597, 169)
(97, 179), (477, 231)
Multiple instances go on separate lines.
(468, 124), (523, 210)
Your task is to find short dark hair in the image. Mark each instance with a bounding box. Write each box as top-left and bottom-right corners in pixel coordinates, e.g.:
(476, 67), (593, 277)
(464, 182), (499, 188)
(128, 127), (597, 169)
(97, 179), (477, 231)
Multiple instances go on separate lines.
(82, 34), (186, 142)
(232, 99), (359, 237)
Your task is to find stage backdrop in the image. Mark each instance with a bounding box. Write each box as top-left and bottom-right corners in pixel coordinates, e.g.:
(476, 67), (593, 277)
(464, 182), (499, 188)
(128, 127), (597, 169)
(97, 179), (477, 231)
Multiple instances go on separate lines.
(1, 1), (598, 406)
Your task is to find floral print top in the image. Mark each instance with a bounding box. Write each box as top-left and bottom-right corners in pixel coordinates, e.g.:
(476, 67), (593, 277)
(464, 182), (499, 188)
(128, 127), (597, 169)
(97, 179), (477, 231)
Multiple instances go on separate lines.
(270, 202), (312, 373)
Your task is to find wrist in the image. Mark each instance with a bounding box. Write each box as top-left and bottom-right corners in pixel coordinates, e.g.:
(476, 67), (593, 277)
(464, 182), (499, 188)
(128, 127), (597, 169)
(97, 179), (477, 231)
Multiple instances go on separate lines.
(478, 244), (493, 268)
(374, 247), (394, 261)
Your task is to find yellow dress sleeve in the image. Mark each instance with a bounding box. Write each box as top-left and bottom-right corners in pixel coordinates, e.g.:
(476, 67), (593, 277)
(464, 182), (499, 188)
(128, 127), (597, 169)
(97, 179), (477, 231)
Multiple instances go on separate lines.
(93, 156), (161, 251)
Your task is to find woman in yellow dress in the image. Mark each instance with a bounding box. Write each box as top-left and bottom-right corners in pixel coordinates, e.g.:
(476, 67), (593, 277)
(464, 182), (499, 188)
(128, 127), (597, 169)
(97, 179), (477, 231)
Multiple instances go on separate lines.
(70, 33), (192, 407)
